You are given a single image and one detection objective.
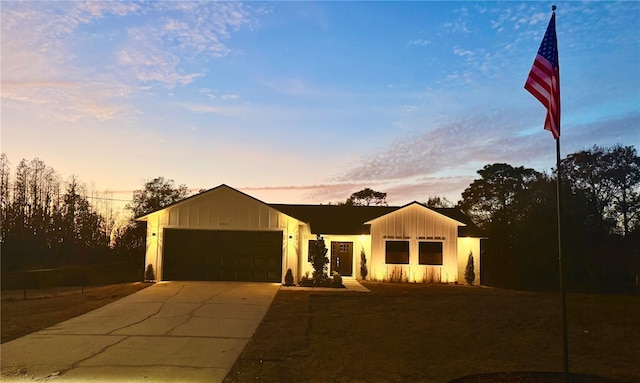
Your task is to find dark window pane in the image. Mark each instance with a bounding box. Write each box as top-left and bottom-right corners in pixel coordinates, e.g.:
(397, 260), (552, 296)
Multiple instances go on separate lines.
(419, 242), (443, 265)
(385, 241), (409, 264)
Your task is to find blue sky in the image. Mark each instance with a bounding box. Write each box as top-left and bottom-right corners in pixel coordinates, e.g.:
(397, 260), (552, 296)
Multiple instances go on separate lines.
(2, 1), (639, 207)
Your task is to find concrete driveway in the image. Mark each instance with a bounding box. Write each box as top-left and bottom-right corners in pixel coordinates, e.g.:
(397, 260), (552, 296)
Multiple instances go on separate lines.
(1, 281), (280, 382)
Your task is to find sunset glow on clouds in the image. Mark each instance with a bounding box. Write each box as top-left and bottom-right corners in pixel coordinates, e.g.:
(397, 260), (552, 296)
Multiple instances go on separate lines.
(1, 1), (638, 206)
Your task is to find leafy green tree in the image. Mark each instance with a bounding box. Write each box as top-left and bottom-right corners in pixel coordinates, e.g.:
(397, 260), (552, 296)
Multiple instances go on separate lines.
(128, 177), (189, 218)
(345, 187), (388, 206)
(459, 163), (542, 228)
(562, 146), (617, 234)
(560, 145), (639, 291)
(561, 145), (640, 236)
(459, 163), (555, 289)
(58, 176), (108, 264)
(114, 177), (190, 260)
(424, 195), (454, 208)
(460, 147), (638, 292)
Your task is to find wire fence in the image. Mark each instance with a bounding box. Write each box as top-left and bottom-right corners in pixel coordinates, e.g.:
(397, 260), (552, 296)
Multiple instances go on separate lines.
(1, 261), (143, 299)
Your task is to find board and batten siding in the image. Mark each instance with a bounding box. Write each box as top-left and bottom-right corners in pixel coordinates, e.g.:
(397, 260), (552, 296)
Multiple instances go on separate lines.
(368, 203), (463, 283)
(298, 232), (371, 280)
(139, 185), (301, 282)
(457, 236), (481, 285)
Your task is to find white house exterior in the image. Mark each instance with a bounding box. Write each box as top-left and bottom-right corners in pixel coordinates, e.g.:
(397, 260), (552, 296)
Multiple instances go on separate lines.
(137, 184), (484, 285)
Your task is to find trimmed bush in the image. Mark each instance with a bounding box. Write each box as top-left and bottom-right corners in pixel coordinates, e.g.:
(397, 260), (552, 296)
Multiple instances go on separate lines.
(331, 271), (343, 287)
(464, 252), (475, 286)
(360, 248), (368, 280)
(299, 271), (314, 287)
(284, 268), (294, 286)
(144, 264), (156, 282)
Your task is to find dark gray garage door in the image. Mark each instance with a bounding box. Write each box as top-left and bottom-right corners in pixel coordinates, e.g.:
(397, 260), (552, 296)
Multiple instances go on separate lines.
(163, 229), (283, 282)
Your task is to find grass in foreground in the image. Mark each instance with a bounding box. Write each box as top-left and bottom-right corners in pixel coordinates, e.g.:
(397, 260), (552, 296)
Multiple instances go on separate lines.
(1, 282), (151, 344)
(225, 282), (640, 383)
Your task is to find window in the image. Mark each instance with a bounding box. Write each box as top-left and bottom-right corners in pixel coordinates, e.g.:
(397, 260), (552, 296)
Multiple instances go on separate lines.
(419, 242), (443, 265)
(385, 241), (409, 264)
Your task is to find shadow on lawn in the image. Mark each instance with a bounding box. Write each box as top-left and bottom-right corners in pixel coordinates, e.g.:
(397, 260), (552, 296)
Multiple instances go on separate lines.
(450, 371), (625, 383)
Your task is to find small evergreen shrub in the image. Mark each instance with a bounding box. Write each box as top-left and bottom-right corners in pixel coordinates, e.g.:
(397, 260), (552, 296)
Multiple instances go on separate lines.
(144, 264), (155, 282)
(284, 268), (294, 286)
(331, 271), (343, 287)
(309, 234), (329, 285)
(360, 248), (368, 280)
(318, 277), (333, 288)
(464, 252), (475, 286)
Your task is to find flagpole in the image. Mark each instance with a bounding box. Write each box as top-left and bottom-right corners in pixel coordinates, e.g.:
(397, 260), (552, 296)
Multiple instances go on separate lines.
(555, 135), (569, 379)
(548, 5), (569, 379)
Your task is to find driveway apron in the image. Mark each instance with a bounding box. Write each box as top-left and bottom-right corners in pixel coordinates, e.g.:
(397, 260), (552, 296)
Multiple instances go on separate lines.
(1, 281), (280, 382)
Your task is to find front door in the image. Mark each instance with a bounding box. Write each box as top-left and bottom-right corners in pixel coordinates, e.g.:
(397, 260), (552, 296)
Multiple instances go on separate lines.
(331, 242), (353, 276)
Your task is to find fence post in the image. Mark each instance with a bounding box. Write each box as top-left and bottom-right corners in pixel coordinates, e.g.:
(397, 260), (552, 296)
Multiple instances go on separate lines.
(22, 271), (27, 300)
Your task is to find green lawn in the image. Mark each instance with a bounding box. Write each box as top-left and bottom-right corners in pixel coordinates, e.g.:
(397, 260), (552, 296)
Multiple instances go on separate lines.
(225, 282), (640, 383)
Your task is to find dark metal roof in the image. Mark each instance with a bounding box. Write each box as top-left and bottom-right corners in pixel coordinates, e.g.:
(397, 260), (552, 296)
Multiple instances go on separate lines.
(270, 204), (396, 235)
(270, 203), (484, 237)
(134, 182), (485, 238)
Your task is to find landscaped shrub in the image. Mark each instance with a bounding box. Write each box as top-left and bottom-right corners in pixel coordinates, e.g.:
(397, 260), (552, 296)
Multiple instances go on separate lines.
(331, 271), (343, 287)
(144, 264), (156, 282)
(464, 252), (475, 286)
(284, 268), (294, 286)
(299, 271), (314, 287)
(309, 234), (329, 285)
(317, 277), (333, 288)
(360, 248), (368, 280)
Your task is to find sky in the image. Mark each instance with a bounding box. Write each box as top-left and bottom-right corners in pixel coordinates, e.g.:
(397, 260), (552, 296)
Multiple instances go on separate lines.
(2, 1), (639, 209)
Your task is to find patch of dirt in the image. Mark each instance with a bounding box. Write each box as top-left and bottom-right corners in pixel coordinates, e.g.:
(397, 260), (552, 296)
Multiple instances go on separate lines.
(1, 282), (151, 344)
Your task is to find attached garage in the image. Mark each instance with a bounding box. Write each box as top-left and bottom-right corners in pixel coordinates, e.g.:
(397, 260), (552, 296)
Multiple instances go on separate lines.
(137, 185), (302, 283)
(162, 229), (283, 282)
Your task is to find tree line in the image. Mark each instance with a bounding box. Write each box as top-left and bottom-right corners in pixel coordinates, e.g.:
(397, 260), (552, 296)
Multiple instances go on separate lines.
(0, 155), (189, 272)
(1, 145), (638, 292)
(1, 155), (113, 271)
(459, 145), (639, 293)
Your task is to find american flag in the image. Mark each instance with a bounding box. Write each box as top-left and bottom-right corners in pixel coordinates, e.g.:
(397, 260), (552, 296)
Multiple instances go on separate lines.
(525, 11), (560, 139)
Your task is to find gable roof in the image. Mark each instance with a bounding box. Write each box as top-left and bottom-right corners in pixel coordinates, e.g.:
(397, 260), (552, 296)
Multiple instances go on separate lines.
(269, 204), (396, 235)
(135, 184), (484, 237)
(363, 201), (466, 227)
(269, 202), (484, 237)
(136, 184), (276, 221)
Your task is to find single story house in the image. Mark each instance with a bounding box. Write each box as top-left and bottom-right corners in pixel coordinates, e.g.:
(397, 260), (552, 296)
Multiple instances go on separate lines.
(137, 184), (484, 285)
